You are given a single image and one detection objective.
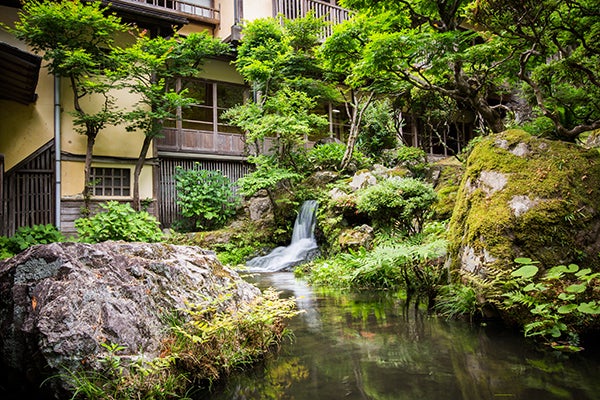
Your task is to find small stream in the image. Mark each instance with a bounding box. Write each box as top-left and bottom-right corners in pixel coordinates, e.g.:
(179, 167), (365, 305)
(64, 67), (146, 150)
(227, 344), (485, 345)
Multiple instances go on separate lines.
(203, 272), (600, 400)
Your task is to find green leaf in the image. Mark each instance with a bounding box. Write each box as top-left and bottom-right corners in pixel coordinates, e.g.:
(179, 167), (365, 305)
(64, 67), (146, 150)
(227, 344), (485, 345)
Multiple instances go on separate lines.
(565, 283), (586, 293)
(557, 304), (577, 314)
(515, 257), (537, 265)
(558, 293), (575, 301)
(575, 268), (592, 278)
(564, 264), (579, 273)
(577, 302), (600, 314)
(511, 264), (539, 278)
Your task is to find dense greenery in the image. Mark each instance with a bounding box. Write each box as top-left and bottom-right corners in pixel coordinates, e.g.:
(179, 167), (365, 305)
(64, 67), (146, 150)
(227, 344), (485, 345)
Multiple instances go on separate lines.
(61, 290), (299, 399)
(75, 201), (163, 243)
(174, 165), (240, 232)
(0, 224), (65, 259)
(356, 177), (437, 233)
(340, 0), (600, 141)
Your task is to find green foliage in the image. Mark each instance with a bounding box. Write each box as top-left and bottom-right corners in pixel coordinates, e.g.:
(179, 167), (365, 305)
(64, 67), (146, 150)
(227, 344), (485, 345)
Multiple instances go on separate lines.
(171, 289), (299, 385)
(435, 284), (481, 321)
(0, 224), (65, 258)
(472, 0), (600, 140)
(75, 201), (163, 243)
(305, 142), (370, 172)
(500, 258), (600, 351)
(235, 155), (303, 198)
(357, 99), (398, 157)
(174, 165), (240, 232)
(389, 146), (430, 178)
(356, 177), (437, 234)
(0, 236), (14, 260)
(521, 116), (557, 137)
(306, 227), (448, 308)
(223, 88), (328, 165)
(9, 224), (65, 253)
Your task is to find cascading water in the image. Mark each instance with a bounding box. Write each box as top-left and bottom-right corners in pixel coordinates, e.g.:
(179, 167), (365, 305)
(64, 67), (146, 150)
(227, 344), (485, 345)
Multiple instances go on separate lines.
(246, 200), (319, 272)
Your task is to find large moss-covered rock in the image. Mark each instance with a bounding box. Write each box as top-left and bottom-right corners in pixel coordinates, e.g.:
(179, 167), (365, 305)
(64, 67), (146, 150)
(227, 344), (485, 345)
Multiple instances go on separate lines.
(448, 130), (600, 275)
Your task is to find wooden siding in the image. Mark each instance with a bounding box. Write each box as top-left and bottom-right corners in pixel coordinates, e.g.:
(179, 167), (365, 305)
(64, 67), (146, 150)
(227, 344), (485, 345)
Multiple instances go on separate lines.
(157, 128), (247, 156)
(158, 157), (250, 228)
(2, 141), (55, 236)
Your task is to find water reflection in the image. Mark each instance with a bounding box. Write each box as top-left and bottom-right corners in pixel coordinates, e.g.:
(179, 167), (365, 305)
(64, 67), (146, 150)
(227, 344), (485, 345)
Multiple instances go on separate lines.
(203, 272), (600, 400)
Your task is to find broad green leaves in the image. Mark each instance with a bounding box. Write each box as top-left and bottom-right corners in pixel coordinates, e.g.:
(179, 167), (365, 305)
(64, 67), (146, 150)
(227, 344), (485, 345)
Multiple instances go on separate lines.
(504, 258), (600, 351)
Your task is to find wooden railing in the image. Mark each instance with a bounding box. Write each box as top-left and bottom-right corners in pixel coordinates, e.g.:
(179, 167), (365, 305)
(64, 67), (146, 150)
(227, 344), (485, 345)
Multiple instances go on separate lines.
(157, 128), (246, 156)
(274, 0), (351, 37)
(127, 0), (220, 22)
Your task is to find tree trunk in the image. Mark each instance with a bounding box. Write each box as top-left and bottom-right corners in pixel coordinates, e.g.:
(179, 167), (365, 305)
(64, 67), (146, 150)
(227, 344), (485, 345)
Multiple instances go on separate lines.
(340, 92), (374, 171)
(82, 130), (97, 215)
(133, 136), (153, 211)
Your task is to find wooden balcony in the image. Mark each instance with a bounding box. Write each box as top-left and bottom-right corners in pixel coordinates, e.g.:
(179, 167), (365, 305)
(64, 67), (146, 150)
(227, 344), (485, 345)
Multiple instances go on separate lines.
(109, 0), (220, 25)
(274, 0), (351, 37)
(157, 128), (246, 158)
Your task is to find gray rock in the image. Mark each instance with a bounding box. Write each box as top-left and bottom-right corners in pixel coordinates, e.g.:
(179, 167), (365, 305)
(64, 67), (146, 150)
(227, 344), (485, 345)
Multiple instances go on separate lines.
(0, 241), (260, 390)
(349, 171), (377, 191)
(247, 195), (273, 221)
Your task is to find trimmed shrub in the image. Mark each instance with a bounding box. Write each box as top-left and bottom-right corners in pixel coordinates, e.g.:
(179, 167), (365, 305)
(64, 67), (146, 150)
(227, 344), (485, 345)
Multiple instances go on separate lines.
(356, 177), (437, 234)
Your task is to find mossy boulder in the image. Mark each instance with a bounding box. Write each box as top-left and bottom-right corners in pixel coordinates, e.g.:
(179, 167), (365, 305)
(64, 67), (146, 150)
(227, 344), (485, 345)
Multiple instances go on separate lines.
(448, 129), (600, 275)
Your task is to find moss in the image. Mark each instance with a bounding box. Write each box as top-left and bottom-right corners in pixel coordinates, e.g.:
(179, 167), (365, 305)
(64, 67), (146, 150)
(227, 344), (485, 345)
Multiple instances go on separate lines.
(448, 129), (600, 273)
(430, 158), (465, 221)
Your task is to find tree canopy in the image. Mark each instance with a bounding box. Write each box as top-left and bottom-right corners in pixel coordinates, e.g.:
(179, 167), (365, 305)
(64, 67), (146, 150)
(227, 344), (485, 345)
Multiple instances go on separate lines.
(339, 0), (600, 141)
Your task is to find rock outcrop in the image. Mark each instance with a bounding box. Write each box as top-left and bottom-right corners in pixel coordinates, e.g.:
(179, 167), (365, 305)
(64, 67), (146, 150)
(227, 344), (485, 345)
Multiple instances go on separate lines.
(0, 241), (260, 394)
(448, 130), (600, 275)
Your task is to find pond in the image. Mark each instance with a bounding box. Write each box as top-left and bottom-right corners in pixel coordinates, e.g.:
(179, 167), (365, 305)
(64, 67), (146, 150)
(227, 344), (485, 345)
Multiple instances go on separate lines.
(202, 272), (600, 400)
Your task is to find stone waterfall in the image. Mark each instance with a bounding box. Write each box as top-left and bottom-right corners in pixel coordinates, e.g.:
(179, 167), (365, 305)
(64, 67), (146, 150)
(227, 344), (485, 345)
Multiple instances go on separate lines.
(246, 200), (319, 272)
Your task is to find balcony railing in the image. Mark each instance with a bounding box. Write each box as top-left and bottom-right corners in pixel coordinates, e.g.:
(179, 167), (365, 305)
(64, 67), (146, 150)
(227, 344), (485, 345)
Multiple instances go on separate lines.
(128, 0), (220, 22)
(274, 0), (351, 37)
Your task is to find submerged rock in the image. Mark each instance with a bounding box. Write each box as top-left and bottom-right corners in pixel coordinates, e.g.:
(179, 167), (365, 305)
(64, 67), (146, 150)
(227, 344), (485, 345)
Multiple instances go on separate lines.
(0, 241), (260, 394)
(448, 129), (600, 276)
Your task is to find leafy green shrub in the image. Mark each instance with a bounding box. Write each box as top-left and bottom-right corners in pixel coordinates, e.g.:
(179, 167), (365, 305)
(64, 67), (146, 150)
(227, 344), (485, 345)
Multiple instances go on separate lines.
(500, 258), (600, 352)
(357, 99), (398, 157)
(235, 155), (303, 198)
(306, 142), (371, 172)
(306, 235), (447, 306)
(9, 224), (65, 253)
(307, 142), (345, 171)
(75, 201), (163, 243)
(0, 236), (15, 259)
(356, 177), (437, 234)
(394, 146), (429, 178)
(435, 284), (481, 321)
(175, 165), (240, 231)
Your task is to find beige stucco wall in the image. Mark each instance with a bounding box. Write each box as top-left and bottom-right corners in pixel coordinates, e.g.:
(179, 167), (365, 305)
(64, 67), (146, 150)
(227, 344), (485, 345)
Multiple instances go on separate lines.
(215, 0), (274, 40)
(0, 6), (54, 171)
(61, 160), (153, 200)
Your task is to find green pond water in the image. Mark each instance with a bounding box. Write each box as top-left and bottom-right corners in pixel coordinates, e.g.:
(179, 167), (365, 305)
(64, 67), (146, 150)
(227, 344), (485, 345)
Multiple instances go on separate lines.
(202, 272), (600, 400)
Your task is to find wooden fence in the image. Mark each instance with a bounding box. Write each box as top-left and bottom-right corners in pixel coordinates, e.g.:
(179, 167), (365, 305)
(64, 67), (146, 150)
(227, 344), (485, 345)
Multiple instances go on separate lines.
(2, 141), (55, 236)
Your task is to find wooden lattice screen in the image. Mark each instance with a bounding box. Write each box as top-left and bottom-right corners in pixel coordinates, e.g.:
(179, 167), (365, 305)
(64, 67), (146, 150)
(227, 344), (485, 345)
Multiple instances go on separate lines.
(157, 157), (250, 229)
(3, 141), (55, 236)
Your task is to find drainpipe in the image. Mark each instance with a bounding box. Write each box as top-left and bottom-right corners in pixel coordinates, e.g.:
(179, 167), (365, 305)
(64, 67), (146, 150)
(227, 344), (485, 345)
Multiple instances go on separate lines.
(54, 74), (61, 229)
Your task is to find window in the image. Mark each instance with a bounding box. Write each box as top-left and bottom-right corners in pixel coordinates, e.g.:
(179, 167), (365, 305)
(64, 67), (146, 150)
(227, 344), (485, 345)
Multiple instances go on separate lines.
(91, 167), (131, 197)
(169, 78), (246, 134)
